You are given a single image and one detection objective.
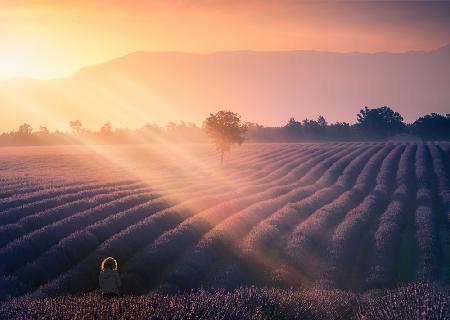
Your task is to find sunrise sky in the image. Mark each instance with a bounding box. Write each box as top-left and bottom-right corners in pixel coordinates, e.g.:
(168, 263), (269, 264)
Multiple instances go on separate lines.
(1, 0), (450, 80)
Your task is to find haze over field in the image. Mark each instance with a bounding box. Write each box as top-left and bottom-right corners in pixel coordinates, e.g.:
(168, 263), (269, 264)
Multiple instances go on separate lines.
(1, 44), (450, 132)
(1, 1), (450, 131)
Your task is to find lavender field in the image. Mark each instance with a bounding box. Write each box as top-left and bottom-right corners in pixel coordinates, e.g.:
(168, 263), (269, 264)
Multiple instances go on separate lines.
(1, 283), (449, 320)
(0, 142), (449, 318)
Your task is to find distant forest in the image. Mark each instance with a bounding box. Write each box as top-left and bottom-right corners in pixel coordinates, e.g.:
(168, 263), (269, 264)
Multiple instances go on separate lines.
(1, 106), (449, 146)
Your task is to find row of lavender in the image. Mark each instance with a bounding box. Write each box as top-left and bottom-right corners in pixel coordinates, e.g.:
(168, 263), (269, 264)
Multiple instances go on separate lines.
(0, 142), (449, 299)
(0, 143), (351, 297)
(34, 143), (358, 295)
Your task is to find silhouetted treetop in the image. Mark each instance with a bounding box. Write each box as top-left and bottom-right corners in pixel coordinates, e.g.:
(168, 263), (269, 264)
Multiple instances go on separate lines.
(411, 113), (450, 140)
(69, 120), (83, 134)
(286, 118), (302, 130)
(38, 126), (50, 134)
(356, 106), (406, 139)
(100, 122), (112, 133)
(17, 123), (33, 136)
(317, 115), (327, 127)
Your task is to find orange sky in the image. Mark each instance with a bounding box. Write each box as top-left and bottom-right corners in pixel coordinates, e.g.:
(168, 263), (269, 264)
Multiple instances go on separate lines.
(1, 1), (449, 79)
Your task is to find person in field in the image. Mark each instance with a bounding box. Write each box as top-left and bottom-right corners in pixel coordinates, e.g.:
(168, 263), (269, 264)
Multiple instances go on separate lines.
(99, 257), (121, 298)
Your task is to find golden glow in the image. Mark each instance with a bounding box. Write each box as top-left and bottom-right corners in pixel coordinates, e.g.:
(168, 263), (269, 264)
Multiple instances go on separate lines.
(0, 1), (448, 131)
(1, 1), (446, 80)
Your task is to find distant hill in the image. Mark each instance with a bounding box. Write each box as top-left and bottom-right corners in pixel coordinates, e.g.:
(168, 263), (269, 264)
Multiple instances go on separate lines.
(1, 45), (449, 131)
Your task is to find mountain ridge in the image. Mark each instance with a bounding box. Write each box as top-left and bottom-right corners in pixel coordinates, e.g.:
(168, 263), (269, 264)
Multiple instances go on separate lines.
(4, 44), (448, 82)
(74, 44), (450, 79)
(0, 44), (449, 131)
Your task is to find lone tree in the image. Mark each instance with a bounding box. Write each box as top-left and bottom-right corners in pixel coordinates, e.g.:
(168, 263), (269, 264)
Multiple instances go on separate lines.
(204, 110), (247, 165)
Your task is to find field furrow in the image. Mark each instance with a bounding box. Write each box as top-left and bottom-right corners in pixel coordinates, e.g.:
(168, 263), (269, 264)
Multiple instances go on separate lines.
(279, 145), (395, 287)
(152, 145), (366, 290)
(414, 144), (443, 281)
(323, 145), (404, 289)
(238, 145), (382, 286)
(0, 142), (448, 299)
(36, 144), (349, 294)
(364, 144), (416, 289)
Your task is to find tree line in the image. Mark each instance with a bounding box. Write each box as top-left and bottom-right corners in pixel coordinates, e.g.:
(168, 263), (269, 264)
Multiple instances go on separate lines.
(247, 107), (450, 142)
(0, 106), (449, 147)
